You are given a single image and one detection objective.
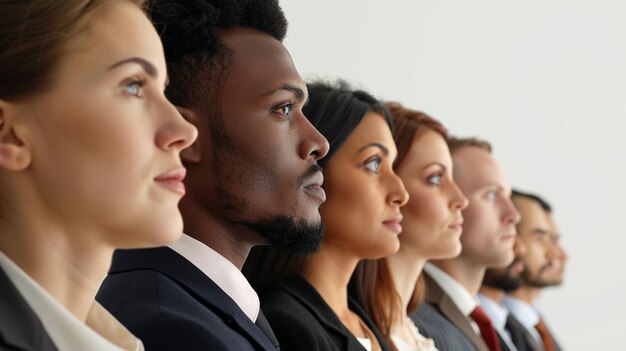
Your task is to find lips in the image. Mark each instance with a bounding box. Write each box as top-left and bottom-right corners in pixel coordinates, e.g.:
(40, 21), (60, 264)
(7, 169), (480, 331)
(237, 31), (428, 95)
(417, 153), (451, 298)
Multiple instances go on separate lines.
(448, 219), (464, 232)
(303, 171), (326, 202)
(501, 233), (517, 241)
(154, 167), (186, 196)
(383, 215), (403, 234)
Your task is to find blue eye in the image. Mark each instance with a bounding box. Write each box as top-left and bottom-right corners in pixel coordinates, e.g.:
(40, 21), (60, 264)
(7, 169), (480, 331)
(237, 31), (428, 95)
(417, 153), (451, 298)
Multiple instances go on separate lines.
(427, 173), (443, 186)
(486, 190), (498, 201)
(124, 79), (145, 97)
(364, 156), (381, 173)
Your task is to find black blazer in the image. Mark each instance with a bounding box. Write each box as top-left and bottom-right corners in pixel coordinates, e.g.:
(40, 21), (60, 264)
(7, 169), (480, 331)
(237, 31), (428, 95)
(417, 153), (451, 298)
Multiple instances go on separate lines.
(0, 266), (58, 351)
(504, 314), (541, 351)
(261, 274), (392, 351)
(410, 272), (489, 351)
(96, 247), (279, 351)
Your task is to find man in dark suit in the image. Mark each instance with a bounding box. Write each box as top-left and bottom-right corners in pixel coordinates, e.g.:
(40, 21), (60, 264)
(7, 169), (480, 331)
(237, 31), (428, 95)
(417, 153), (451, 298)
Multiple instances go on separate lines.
(503, 191), (567, 351)
(97, 0), (329, 350)
(411, 137), (521, 351)
(479, 234), (541, 351)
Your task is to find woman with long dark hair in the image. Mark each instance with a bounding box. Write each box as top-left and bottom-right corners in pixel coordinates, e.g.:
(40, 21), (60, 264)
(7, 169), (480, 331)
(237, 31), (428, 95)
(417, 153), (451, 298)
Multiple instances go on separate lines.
(351, 102), (467, 351)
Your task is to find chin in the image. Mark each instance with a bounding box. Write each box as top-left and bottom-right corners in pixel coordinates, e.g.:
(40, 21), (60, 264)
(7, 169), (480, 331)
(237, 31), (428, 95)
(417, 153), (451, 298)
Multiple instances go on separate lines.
(373, 237), (401, 259)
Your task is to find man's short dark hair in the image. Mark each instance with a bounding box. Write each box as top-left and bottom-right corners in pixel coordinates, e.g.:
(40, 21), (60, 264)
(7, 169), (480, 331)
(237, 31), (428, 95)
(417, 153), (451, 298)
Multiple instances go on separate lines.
(147, 0), (288, 112)
(511, 189), (552, 212)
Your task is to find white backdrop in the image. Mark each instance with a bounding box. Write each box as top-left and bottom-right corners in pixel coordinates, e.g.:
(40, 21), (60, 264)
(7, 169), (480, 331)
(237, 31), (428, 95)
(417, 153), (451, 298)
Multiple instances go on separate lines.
(280, 0), (626, 349)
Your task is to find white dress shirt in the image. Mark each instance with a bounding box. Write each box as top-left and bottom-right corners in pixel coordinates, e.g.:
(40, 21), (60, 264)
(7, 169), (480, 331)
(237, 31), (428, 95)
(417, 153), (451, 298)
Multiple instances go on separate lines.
(503, 295), (544, 351)
(0, 251), (143, 351)
(169, 233), (260, 322)
(477, 293), (518, 351)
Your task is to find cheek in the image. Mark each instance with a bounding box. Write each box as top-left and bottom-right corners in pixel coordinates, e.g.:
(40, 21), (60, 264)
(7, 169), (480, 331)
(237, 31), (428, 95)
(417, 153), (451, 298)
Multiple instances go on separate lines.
(321, 178), (391, 254)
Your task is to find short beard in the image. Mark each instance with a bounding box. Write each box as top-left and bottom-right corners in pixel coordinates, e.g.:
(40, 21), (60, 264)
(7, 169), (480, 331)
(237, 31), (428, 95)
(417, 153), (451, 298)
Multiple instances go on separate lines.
(521, 264), (552, 288)
(237, 215), (324, 254)
(483, 259), (524, 292)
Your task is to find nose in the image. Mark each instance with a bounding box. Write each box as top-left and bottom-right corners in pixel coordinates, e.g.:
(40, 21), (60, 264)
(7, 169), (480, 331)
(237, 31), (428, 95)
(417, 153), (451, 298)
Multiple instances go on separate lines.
(156, 101), (198, 152)
(513, 236), (527, 257)
(503, 197), (522, 225)
(449, 180), (468, 211)
(388, 172), (409, 208)
(298, 113), (330, 162)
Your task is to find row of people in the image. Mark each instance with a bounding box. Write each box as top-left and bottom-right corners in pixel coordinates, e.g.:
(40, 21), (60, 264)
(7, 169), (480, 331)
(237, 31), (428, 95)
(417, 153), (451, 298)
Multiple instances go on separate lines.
(0, 0), (566, 350)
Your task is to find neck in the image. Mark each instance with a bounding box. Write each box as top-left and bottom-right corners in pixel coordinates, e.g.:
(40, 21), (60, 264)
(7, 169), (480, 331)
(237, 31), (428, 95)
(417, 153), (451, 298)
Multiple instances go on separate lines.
(300, 244), (359, 318)
(509, 285), (542, 304)
(479, 285), (506, 303)
(0, 215), (112, 322)
(387, 246), (427, 324)
(181, 201), (259, 270)
(431, 256), (486, 295)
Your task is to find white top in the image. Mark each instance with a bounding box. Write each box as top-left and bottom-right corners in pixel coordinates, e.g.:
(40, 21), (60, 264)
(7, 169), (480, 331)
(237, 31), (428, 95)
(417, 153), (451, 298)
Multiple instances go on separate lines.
(357, 337), (373, 351)
(477, 293), (518, 351)
(169, 233), (260, 322)
(391, 317), (439, 351)
(0, 251), (143, 351)
(423, 263), (481, 335)
(503, 295), (545, 351)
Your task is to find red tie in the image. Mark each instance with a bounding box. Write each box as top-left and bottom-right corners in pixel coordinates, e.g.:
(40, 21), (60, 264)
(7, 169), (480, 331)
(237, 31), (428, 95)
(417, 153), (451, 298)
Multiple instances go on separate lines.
(470, 306), (502, 351)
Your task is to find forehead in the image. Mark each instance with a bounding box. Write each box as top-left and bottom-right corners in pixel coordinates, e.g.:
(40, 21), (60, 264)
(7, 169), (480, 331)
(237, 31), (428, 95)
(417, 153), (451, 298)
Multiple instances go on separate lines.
(452, 146), (509, 194)
(220, 28), (305, 96)
(63, 2), (165, 79)
(404, 129), (451, 168)
(342, 112), (395, 154)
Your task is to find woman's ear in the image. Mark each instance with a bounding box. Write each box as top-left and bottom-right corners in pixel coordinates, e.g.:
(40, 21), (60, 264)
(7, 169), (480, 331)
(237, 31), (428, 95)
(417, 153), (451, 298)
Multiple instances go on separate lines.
(176, 106), (202, 164)
(0, 100), (31, 171)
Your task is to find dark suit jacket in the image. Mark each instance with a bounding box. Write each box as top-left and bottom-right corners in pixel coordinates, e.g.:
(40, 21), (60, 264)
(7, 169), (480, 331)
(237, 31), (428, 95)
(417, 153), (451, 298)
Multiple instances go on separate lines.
(410, 272), (489, 351)
(0, 266), (58, 351)
(96, 247), (279, 351)
(262, 274), (392, 351)
(505, 314), (541, 351)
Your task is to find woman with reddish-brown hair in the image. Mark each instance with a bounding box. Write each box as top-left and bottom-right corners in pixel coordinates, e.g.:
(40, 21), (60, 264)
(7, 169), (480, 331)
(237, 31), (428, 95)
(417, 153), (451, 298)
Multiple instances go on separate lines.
(351, 102), (468, 351)
(0, 1), (197, 350)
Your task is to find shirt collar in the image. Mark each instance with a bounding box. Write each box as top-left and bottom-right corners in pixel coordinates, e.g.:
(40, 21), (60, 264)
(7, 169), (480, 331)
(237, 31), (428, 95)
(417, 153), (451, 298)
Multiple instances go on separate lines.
(477, 293), (508, 332)
(0, 250), (142, 351)
(424, 263), (478, 316)
(502, 295), (540, 329)
(168, 233), (260, 322)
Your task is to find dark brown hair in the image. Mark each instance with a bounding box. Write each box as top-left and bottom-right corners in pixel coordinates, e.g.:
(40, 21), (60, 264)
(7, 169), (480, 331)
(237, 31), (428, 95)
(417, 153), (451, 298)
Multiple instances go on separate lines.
(350, 101), (449, 350)
(0, 0), (145, 102)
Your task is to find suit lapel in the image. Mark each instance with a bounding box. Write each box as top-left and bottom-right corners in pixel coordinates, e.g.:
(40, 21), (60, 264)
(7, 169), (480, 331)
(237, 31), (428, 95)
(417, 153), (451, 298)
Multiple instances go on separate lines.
(278, 275), (364, 349)
(424, 272), (489, 351)
(0, 267), (58, 351)
(256, 310), (280, 350)
(110, 247), (276, 351)
(506, 314), (541, 351)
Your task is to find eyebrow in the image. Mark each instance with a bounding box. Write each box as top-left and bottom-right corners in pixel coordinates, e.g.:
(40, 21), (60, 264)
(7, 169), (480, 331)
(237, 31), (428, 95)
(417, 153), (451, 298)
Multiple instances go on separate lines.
(108, 57), (158, 79)
(261, 83), (307, 101)
(358, 143), (389, 156)
(421, 162), (447, 171)
(532, 228), (550, 235)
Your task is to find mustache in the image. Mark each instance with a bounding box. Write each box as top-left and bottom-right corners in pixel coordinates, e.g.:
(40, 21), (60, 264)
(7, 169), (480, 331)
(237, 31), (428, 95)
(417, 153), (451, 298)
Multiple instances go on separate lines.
(299, 164), (323, 185)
